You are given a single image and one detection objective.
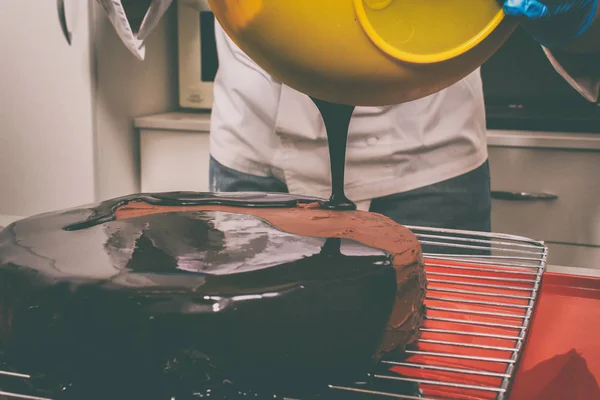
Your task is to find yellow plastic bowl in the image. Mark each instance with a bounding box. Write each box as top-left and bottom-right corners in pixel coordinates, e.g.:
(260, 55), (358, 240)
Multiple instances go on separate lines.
(208, 0), (517, 106)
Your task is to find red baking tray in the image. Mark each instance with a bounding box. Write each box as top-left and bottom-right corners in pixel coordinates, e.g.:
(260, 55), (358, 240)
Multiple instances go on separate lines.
(381, 260), (600, 400)
(509, 272), (600, 400)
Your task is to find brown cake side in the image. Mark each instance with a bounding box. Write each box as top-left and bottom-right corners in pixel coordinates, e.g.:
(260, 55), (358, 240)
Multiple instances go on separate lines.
(115, 201), (427, 356)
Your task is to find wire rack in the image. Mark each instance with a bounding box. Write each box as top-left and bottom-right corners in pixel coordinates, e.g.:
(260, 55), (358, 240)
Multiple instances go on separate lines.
(330, 226), (547, 400)
(0, 226), (547, 400)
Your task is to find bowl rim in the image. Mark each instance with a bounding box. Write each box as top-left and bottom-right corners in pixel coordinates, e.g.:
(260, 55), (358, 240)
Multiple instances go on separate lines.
(354, 0), (506, 64)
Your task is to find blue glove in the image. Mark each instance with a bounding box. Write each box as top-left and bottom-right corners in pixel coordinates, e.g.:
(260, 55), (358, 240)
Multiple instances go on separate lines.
(502, 0), (598, 48)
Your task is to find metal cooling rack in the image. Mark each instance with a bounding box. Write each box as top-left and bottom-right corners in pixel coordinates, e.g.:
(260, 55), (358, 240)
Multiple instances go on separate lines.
(0, 226), (547, 400)
(330, 226), (547, 400)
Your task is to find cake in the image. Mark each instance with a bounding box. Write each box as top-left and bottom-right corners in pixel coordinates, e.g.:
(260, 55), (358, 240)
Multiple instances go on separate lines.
(0, 192), (426, 399)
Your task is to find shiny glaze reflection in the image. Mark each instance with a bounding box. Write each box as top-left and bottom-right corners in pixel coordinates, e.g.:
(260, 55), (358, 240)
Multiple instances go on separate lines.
(64, 192), (326, 231)
(0, 203), (411, 399)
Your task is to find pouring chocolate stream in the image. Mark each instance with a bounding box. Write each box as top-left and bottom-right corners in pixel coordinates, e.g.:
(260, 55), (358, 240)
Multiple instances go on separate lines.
(311, 98), (357, 211)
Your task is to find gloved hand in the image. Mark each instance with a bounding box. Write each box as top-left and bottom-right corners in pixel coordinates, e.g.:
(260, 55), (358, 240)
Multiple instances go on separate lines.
(502, 0), (598, 48)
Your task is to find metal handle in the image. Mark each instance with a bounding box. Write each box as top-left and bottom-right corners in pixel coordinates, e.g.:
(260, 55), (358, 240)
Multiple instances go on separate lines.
(491, 191), (558, 201)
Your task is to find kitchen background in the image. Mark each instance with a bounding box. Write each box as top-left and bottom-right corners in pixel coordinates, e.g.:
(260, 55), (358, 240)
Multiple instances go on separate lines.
(1, 0), (599, 268)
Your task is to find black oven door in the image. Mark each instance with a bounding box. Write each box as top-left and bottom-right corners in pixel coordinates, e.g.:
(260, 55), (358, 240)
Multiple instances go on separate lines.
(481, 27), (600, 133)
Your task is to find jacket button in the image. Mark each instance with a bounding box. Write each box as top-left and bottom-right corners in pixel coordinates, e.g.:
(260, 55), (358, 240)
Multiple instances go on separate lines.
(367, 137), (379, 146)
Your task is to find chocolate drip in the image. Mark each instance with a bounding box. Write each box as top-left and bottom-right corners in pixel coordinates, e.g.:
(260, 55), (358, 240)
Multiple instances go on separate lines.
(311, 98), (357, 211)
(320, 237), (342, 255)
(64, 192), (324, 231)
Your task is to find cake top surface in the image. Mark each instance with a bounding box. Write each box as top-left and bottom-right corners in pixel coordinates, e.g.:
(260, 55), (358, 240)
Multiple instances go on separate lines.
(0, 192), (421, 293)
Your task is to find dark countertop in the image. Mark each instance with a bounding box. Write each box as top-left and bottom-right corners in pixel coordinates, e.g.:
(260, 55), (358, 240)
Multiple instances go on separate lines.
(486, 104), (600, 133)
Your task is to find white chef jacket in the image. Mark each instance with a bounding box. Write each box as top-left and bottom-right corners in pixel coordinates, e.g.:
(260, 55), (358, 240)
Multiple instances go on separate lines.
(209, 22), (599, 210)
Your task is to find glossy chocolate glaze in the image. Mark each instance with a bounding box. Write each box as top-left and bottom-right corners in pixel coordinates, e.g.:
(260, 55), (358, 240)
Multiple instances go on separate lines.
(63, 191), (325, 231)
(114, 198), (426, 358)
(0, 192), (426, 399)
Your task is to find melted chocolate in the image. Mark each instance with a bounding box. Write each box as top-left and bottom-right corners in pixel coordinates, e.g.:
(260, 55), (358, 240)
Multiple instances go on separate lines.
(0, 63), (426, 398)
(312, 98), (357, 211)
(63, 192), (325, 231)
(64, 98), (356, 231)
(0, 199), (426, 399)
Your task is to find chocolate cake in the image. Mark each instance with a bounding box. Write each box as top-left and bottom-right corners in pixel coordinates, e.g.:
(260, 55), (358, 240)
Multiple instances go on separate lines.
(0, 192), (426, 399)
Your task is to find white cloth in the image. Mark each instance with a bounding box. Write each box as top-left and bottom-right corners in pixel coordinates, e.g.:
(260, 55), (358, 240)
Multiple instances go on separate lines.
(209, 22), (488, 205)
(544, 48), (600, 103)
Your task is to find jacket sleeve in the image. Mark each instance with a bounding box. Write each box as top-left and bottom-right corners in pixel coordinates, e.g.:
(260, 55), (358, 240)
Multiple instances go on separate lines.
(544, 48), (600, 103)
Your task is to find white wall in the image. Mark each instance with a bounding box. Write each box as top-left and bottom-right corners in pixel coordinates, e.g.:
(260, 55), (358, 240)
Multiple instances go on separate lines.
(0, 1), (179, 216)
(0, 0), (96, 216)
(93, 3), (179, 201)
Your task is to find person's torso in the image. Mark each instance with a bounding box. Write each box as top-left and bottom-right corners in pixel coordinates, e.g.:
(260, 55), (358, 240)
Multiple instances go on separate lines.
(210, 22), (488, 202)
